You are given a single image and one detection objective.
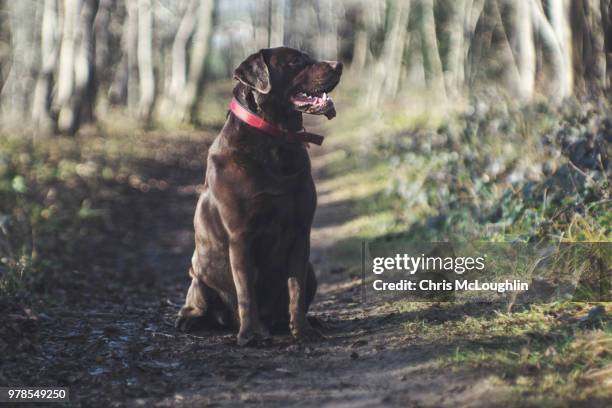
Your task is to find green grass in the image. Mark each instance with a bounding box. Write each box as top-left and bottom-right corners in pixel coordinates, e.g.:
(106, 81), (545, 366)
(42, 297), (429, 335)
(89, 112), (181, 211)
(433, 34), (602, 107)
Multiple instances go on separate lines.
(395, 301), (612, 406)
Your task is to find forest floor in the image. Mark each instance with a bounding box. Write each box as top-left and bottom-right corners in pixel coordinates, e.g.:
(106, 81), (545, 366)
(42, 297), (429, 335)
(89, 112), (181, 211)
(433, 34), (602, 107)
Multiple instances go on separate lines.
(1, 91), (611, 407)
(1, 121), (485, 408)
(0, 123), (453, 407)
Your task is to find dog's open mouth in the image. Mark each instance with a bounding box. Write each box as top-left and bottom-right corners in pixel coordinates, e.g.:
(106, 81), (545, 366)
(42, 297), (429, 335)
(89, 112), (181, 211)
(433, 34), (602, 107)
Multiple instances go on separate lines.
(291, 91), (336, 119)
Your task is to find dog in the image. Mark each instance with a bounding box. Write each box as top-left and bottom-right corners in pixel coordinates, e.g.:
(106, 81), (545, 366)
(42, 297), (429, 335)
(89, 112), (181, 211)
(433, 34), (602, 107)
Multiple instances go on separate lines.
(176, 47), (342, 346)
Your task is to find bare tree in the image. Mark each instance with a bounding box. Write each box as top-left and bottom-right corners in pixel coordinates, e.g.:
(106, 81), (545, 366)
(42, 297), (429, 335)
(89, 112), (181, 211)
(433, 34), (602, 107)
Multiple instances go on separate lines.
(5, 0), (612, 132)
(168, 0), (198, 105)
(0, 3), (12, 95)
(74, 0), (99, 124)
(350, 0), (384, 76)
(421, 0), (447, 100)
(176, 0), (215, 122)
(603, 0), (612, 89)
(464, 0), (485, 82)
(94, 0), (113, 86)
(465, 0), (492, 86)
(1, 1), (41, 125)
(315, 0), (338, 60)
(600, 0), (612, 90)
(56, 0), (99, 134)
(137, 0), (155, 123)
(32, 0), (59, 134)
(350, 6), (369, 76)
(108, 38), (129, 104)
(530, 0), (566, 102)
(108, 4), (138, 106)
(56, 0), (79, 116)
(269, 0), (285, 47)
(514, 0), (536, 102)
(548, 0), (573, 97)
(572, 0), (607, 96)
(127, 1), (140, 108)
(445, 0), (467, 97)
(369, 0), (411, 103)
(252, 0), (270, 49)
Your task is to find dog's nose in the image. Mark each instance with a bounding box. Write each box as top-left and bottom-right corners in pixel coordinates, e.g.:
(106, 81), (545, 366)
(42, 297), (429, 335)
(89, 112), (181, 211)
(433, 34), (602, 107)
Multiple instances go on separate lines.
(325, 61), (343, 74)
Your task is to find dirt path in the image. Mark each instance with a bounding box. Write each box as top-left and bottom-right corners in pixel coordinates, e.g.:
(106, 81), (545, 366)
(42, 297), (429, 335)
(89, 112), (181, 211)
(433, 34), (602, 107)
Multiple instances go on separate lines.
(2, 130), (501, 408)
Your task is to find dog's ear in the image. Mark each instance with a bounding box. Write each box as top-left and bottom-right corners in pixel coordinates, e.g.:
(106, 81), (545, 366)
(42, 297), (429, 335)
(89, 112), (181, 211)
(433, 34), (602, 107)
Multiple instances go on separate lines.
(233, 50), (271, 94)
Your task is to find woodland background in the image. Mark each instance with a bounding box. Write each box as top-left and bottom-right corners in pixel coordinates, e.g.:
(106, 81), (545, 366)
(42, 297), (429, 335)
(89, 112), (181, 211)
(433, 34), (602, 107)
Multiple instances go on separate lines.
(0, 0), (611, 132)
(0, 1), (610, 406)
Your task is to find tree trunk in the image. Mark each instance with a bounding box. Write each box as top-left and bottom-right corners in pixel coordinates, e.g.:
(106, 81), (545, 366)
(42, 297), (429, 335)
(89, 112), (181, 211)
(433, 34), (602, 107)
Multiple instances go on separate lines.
(351, 27), (369, 76)
(405, 30), (426, 88)
(177, 0), (215, 123)
(137, 0), (155, 124)
(421, 0), (447, 100)
(530, 0), (566, 103)
(74, 0), (98, 124)
(94, 0), (112, 85)
(32, 0), (59, 135)
(1, 1), (40, 125)
(0, 4), (11, 95)
(56, 0), (79, 112)
(315, 0), (338, 60)
(350, 0), (384, 76)
(464, 0), (485, 84)
(445, 0), (467, 97)
(270, 0), (285, 47)
(548, 0), (573, 98)
(108, 7), (137, 106)
(571, 0), (606, 97)
(109, 52), (128, 105)
(491, 0), (521, 94)
(253, 1), (269, 49)
(127, 1), (139, 109)
(515, 0), (535, 102)
(603, 0), (612, 89)
(57, 0), (99, 134)
(168, 0), (198, 104)
(369, 0), (411, 103)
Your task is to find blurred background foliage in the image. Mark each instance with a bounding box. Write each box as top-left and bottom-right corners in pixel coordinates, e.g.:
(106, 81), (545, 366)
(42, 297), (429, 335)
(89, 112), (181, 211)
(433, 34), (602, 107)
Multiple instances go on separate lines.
(0, 0), (611, 131)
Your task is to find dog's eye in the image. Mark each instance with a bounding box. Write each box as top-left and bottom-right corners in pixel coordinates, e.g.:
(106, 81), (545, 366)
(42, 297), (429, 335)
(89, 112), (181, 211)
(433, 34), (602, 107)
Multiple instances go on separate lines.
(289, 57), (304, 67)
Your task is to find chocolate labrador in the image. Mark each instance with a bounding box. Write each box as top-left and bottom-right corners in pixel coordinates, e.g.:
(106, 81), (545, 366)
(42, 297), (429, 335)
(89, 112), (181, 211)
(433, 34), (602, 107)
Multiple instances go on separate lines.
(176, 47), (342, 345)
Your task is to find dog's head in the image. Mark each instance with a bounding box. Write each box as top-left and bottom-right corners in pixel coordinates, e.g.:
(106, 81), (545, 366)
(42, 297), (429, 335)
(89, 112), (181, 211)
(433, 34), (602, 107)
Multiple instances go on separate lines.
(233, 47), (343, 126)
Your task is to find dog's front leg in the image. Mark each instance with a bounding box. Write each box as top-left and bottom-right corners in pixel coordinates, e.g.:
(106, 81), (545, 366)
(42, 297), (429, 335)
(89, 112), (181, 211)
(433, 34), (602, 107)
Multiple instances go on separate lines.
(287, 231), (321, 341)
(229, 233), (270, 346)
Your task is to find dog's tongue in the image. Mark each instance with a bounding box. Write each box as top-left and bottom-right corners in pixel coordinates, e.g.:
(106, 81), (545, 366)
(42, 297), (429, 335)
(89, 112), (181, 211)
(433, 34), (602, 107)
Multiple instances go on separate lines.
(291, 92), (336, 118)
(324, 106), (336, 119)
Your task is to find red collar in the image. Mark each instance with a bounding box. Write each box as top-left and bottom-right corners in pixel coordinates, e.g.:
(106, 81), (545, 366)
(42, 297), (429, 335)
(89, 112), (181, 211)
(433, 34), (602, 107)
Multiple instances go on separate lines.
(229, 97), (324, 146)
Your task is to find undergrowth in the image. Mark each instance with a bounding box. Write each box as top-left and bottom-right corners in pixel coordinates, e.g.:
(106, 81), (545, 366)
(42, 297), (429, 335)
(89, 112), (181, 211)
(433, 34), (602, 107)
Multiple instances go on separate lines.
(375, 100), (610, 243)
(0, 126), (210, 300)
(398, 301), (611, 407)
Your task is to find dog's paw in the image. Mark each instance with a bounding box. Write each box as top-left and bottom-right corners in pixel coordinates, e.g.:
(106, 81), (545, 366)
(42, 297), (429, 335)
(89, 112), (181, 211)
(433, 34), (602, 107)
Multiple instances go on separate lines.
(175, 316), (190, 332)
(236, 325), (272, 347)
(291, 322), (325, 342)
(175, 305), (208, 333)
(307, 315), (326, 329)
(175, 315), (200, 333)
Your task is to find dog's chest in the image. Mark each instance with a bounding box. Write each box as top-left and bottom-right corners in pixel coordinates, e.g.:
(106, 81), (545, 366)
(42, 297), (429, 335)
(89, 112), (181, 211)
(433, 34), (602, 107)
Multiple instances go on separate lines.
(266, 143), (309, 175)
(253, 206), (300, 265)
